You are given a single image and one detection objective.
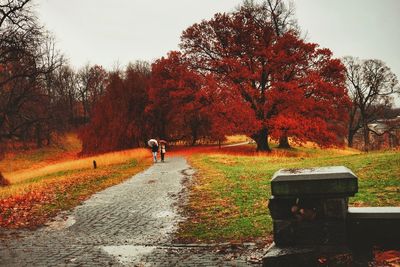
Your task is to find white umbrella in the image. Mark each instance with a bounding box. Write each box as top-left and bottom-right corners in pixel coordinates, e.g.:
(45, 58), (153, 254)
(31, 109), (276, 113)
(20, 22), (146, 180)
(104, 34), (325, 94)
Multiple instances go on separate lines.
(147, 139), (158, 147)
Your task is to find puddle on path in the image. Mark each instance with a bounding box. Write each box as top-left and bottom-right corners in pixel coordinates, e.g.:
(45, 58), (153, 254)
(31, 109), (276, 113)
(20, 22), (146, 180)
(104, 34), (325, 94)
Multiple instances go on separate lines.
(102, 245), (156, 265)
(46, 215), (76, 230)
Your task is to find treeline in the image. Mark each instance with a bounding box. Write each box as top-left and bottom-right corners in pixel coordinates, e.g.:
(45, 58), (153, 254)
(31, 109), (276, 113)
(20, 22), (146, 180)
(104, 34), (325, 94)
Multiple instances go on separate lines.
(1, 0), (399, 157)
(0, 1), (108, 153)
(80, 1), (351, 153)
(80, 0), (400, 153)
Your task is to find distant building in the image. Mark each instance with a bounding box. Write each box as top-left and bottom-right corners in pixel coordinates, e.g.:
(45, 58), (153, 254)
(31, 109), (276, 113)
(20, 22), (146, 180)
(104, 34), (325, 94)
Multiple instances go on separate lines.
(367, 116), (400, 150)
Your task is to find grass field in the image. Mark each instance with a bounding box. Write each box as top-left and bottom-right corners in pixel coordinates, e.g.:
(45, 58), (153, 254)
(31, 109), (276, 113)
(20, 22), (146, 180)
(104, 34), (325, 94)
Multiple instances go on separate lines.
(0, 134), (152, 228)
(177, 146), (400, 243)
(1, 135), (399, 245)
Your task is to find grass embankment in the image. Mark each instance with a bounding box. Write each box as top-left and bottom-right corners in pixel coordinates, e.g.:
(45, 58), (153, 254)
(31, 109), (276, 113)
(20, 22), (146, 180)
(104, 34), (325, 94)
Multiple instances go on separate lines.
(0, 134), (81, 174)
(0, 134), (152, 229)
(178, 146), (400, 243)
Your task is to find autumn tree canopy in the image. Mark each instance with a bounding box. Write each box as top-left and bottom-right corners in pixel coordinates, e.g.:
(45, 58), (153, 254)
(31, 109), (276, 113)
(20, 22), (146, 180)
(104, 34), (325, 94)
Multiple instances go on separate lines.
(78, 62), (151, 154)
(180, 1), (351, 151)
(148, 51), (211, 145)
(1, 0), (397, 156)
(148, 51), (255, 145)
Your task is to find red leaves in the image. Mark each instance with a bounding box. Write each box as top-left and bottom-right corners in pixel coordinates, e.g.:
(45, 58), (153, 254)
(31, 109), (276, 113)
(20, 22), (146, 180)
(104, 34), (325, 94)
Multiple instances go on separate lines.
(180, 6), (351, 150)
(317, 257), (327, 264)
(78, 63), (151, 155)
(374, 250), (400, 266)
(77, 3), (352, 153)
(0, 190), (54, 228)
(149, 51), (229, 144)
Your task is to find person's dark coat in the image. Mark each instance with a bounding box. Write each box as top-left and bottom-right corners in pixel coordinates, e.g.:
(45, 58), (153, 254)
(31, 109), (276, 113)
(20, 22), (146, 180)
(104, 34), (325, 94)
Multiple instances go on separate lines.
(151, 145), (159, 152)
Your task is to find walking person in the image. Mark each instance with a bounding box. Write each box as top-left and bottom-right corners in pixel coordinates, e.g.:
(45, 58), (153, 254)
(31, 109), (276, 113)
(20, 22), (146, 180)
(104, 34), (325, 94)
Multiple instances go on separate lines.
(151, 143), (158, 163)
(160, 142), (166, 162)
(148, 139), (159, 163)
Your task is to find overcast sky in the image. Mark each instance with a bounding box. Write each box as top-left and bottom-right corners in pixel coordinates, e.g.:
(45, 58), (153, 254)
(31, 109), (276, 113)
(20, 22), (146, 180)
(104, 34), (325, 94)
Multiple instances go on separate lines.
(35, 0), (400, 104)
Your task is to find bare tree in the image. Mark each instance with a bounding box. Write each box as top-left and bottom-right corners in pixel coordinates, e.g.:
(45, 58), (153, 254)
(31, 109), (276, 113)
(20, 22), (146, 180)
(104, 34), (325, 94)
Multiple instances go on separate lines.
(87, 65), (108, 112)
(76, 64), (108, 123)
(0, 0), (31, 175)
(343, 56), (400, 150)
(0, 0), (32, 30)
(240, 0), (298, 37)
(0, 0), (66, 149)
(53, 65), (78, 126)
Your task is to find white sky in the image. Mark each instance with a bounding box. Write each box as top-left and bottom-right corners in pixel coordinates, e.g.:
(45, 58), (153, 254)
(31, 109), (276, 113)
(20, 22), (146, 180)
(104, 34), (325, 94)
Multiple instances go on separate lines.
(35, 0), (400, 105)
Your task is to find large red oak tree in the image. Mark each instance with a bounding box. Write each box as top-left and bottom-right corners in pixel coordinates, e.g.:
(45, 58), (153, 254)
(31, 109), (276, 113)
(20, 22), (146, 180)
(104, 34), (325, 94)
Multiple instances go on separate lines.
(180, 3), (350, 151)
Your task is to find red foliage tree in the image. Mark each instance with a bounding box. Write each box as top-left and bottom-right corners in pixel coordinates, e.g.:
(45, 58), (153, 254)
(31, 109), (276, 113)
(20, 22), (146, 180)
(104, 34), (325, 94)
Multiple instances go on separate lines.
(149, 51), (256, 145)
(78, 62), (151, 154)
(180, 3), (350, 151)
(148, 51), (215, 145)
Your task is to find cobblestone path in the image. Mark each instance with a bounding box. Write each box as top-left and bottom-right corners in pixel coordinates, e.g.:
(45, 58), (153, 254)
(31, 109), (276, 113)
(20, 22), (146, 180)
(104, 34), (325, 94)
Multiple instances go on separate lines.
(0, 157), (265, 266)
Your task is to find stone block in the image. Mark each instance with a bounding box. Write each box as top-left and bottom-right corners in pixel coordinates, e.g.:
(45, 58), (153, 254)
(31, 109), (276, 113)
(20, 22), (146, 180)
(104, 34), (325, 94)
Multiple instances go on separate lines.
(274, 219), (347, 246)
(262, 243), (355, 267)
(273, 220), (295, 245)
(262, 243), (317, 267)
(321, 198), (348, 219)
(323, 221), (347, 244)
(347, 207), (400, 246)
(271, 166), (358, 197)
(268, 196), (297, 219)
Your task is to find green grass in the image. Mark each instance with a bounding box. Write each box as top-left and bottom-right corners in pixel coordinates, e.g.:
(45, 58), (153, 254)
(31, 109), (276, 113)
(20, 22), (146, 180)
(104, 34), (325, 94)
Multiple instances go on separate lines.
(16, 169), (83, 185)
(178, 148), (400, 243)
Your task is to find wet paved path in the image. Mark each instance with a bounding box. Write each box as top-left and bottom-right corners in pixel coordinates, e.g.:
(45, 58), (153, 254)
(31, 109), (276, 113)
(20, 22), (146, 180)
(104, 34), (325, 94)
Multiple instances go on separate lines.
(0, 157), (265, 266)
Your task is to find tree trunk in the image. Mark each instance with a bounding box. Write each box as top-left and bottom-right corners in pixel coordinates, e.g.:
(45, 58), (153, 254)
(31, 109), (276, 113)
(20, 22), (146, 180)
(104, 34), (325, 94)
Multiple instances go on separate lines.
(363, 124), (370, 152)
(252, 128), (271, 152)
(191, 138), (197, 146)
(35, 124), (43, 148)
(278, 134), (290, 149)
(190, 123), (198, 146)
(348, 130), (356, 148)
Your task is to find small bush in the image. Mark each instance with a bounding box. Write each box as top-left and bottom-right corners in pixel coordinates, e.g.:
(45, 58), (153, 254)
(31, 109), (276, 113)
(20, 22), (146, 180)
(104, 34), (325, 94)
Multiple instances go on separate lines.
(0, 172), (9, 187)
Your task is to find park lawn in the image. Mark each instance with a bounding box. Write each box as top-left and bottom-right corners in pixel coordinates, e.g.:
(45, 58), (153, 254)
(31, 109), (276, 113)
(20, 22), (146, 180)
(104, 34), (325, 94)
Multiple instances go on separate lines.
(177, 147), (400, 243)
(0, 137), (152, 229)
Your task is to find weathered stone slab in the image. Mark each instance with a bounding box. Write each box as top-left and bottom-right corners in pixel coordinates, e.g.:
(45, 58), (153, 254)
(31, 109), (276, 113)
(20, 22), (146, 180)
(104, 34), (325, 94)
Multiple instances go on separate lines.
(262, 243), (354, 267)
(347, 207), (400, 246)
(262, 243), (317, 267)
(347, 207), (400, 219)
(271, 166), (358, 197)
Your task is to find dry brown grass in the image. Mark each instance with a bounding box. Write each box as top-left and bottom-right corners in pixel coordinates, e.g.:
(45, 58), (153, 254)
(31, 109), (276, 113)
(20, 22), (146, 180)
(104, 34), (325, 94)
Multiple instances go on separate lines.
(0, 135), (153, 228)
(1, 132), (150, 185)
(169, 142), (359, 159)
(4, 148), (149, 185)
(0, 133), (81, 173)
(223, 135), (249, 144)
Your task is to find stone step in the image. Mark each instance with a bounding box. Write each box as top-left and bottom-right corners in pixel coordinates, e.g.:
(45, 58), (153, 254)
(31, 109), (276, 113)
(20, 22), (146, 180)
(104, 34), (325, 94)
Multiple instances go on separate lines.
(271, 166), (358, 197)
(347, 207), (400, 246)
